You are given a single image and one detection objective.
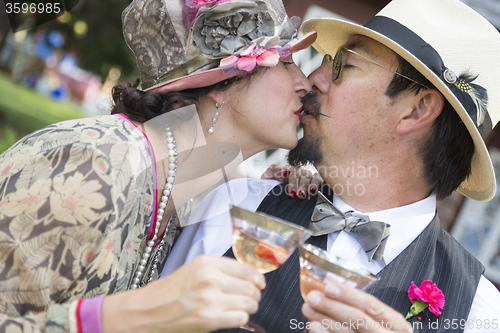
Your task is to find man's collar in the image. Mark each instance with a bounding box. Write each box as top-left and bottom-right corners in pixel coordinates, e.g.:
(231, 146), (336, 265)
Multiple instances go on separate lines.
(332, 193), (437, 265)
(332, 194), (436, 224)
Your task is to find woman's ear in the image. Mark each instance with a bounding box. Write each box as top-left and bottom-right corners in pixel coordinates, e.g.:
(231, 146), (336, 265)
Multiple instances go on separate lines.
(206, 90), (226, 106)
(396, 89), (444, 134)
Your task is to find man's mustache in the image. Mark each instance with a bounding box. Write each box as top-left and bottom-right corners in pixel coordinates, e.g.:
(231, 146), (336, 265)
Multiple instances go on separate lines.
(300, 92), (331, 119)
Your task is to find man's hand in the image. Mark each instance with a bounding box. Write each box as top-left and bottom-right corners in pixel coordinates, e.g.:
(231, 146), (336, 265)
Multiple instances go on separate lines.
(302, 281), (413, 333)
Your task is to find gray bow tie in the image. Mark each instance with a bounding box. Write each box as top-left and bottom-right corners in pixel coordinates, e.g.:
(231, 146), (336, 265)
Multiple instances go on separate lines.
(310, 192), (391, 261)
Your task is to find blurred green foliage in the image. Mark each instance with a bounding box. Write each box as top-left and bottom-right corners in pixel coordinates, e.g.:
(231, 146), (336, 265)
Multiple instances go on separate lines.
(0, 70), (84, 154)
(40, 0), (139, 81)
(0, 125), (18, 154)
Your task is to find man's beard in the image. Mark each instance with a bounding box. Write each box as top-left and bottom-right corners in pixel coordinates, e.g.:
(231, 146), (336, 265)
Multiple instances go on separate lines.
(287, 92), (324, 167)
(287, 135), (323, 167)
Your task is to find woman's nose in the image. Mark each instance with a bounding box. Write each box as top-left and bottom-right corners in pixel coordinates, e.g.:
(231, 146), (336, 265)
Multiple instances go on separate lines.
(291, 64), (312, 98)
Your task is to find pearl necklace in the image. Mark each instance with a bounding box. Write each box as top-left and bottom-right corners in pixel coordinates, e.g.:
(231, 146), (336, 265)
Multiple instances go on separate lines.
(131, 126), (177, 289)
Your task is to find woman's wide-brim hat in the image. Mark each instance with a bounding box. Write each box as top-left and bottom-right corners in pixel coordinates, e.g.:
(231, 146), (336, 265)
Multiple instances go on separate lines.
(122, 0), (316, 94)
(301, 0), (500, 202)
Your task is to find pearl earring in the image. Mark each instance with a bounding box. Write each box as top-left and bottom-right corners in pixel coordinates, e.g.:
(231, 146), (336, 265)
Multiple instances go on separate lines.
(208, 101), (224, 135)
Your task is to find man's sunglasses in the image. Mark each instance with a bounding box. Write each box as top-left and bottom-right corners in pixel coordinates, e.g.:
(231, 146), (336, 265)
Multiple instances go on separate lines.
(322, 47), (429, 89)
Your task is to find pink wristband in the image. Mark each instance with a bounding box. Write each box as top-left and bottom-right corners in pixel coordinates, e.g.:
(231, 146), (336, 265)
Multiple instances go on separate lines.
(79, 294), (106, 333)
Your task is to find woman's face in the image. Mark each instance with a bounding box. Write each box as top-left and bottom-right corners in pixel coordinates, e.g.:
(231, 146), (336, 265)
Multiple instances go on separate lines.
(224, 55), (311, 157)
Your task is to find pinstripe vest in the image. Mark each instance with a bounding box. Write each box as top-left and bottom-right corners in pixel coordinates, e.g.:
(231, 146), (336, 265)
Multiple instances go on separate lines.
(217, 184), (484, 333)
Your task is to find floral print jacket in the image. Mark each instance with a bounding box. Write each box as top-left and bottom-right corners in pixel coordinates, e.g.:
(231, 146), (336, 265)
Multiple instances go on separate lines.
(0, 115), (178, 333)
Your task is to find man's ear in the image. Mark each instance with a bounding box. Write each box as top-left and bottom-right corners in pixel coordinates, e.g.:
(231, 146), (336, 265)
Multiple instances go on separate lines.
(396, 89), (444, 134)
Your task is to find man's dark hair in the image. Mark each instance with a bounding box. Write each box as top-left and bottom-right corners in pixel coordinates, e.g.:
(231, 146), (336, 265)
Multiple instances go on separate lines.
(385, 55), (475, 200)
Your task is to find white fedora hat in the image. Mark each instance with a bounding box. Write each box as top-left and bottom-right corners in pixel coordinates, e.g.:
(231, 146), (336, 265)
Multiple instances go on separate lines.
(301, 0), (500, 202)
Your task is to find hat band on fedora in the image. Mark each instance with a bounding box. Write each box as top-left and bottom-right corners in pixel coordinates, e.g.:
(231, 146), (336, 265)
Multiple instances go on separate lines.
(365, 16), (492, 139)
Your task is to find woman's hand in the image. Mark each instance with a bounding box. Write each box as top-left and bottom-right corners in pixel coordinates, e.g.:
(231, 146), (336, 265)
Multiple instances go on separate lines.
(102, 256), (265, 333)
(261, 164), (323, 199)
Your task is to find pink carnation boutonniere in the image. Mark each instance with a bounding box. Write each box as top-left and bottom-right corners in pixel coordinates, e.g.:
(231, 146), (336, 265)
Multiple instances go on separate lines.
(406, 280), (445, 319)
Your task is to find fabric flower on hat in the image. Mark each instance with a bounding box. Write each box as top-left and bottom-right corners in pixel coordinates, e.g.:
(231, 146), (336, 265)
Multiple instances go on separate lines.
(192, 0), (233, 4)
(185, 0), (233, 24)
(405, 280), (445, 319)
(220, 43), (290, 75)
(192, 0), (276, 58)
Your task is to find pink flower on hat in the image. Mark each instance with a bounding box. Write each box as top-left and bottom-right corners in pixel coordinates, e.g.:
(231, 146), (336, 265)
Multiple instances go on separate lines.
(220, 43), (291, 74)
(192, 0), (231, 4)
(406, 280), (445, 319)
(186, 0), (233, 25)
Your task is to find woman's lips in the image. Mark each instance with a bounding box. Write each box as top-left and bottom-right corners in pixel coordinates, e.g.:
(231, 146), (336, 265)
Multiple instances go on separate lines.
(299, 108), (315, 121)
(294, 106), (303, 122)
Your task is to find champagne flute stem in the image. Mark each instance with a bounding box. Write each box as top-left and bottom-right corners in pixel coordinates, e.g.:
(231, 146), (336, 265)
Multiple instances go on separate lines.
(240, 320), (265, 333)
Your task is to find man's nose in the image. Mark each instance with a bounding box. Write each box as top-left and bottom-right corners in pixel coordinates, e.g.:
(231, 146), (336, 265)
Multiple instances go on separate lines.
(308, 61), (333, 95)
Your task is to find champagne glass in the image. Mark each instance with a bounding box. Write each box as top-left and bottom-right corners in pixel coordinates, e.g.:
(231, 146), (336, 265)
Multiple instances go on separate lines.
(230, 206), (314, 332)
(299, 244), (379, 332)
(299, 244), (379, 299)
(299, 243), (379, 297)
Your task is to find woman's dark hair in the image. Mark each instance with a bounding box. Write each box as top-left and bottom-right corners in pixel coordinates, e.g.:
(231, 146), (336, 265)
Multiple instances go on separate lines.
(111, 74), (250, 123)
(385, 55), (475, 200)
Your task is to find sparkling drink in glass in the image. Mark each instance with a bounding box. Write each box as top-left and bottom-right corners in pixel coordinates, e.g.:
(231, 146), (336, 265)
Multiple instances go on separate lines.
(230, 206), (314, 332)
(299, 243), (379, 300)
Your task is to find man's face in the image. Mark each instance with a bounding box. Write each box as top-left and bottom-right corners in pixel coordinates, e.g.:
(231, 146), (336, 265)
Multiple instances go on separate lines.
(289, 36), (413, 174)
